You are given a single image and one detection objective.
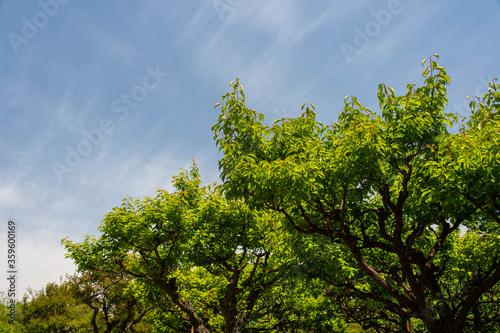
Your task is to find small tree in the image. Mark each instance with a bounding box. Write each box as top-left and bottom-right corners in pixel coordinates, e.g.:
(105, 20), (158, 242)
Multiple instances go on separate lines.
(18, 278), (91, 333)
(67, 271), (153, 333)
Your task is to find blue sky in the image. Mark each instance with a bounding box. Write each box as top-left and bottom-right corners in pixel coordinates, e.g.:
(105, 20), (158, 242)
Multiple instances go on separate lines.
(1, 0), (499, 296)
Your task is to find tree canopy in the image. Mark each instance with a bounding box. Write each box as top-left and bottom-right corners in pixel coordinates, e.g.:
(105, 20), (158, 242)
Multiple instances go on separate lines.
(211, 55), (500, 333)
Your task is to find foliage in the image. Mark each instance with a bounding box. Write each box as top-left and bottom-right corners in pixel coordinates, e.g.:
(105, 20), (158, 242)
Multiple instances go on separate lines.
(212, 55), (500, 333)
(67, 271), (154, 333)
(0, 292), (26, 333)
(17, 278), (91, 332)
(64, 165), (301, 333)
(8, 273), (154, 333)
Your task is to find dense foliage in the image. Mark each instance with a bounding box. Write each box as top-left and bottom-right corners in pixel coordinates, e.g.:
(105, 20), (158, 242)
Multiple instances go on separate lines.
(63, 166), (343, 332)
(2, 274), (154, 333)
(211, 55), (500, 333)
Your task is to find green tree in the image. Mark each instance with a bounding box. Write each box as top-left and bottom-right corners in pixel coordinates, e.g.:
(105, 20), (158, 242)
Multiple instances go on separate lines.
(64, 165), (292, 333)
(67, 271), (154, 333)
(18, 278), (91, 332)
(211, 55), (500, 333)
